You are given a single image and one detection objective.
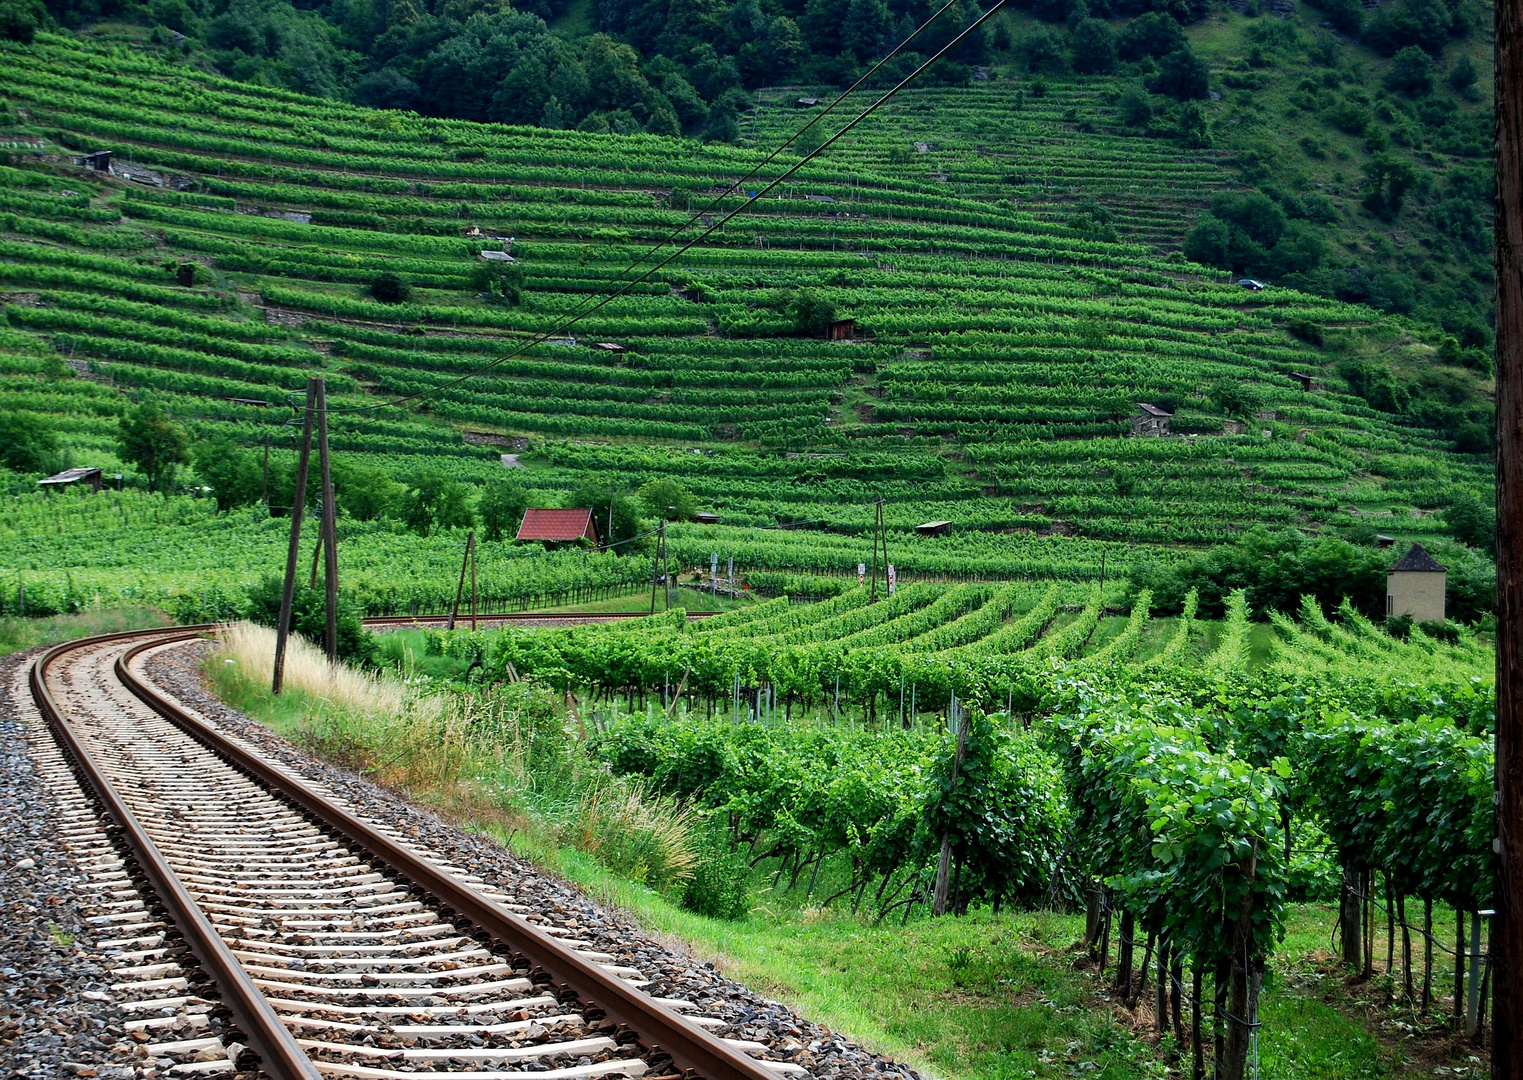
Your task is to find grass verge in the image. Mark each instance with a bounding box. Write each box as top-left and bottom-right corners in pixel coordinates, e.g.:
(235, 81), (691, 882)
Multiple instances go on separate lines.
(0, 605), (172, 655)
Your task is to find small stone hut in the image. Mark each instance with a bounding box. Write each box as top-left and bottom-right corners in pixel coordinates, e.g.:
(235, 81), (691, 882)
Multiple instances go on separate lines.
(1386, 542), (1446, 623)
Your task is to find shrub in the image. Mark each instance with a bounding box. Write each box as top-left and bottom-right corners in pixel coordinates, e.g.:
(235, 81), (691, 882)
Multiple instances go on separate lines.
(245, 576), (378, 665)
(369, 272), (411, 303)
(786, 288), (837, 336)
(0, 409), (59, 474)
(680, 824), (751, 919)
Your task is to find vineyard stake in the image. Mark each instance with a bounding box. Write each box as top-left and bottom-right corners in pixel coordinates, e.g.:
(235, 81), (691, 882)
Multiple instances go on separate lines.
(931, 702), (969, 916)
(316, 377), (339, 661)
(1496, 0), (1523, 1051)
(272, 377), (317, 694)
(470, 532), (478, 631)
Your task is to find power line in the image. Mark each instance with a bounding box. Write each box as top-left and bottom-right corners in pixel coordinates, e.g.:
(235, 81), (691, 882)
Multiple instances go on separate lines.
(320, 0), (1006, 417)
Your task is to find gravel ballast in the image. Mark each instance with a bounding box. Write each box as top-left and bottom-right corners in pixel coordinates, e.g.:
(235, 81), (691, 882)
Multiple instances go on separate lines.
(146, 640), (923, 1080)
(0, 651), (169, 1079)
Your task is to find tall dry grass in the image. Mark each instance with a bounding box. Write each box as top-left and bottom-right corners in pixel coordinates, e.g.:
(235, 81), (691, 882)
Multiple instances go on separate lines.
(210, 621), (696, 890)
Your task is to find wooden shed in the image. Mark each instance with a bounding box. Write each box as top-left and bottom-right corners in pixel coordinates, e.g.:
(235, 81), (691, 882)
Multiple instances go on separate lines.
(1289, 372), (1323, 391)
(593, 342), (628, 354)
(38, 467), (103, 493)
(916, 520), (952, 537)
(80, 150), (111, 171)
(1131, 403), (1172, 437)
(695, 511), (722, 525)
(796, 97), (821, 107)
(517, 508), (600, 548)
(827, 318), (856, 341)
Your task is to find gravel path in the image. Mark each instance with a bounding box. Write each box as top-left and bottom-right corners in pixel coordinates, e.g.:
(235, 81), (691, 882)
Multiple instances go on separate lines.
(0, 650), (182, 1079)
(146, 640), (922, 1080)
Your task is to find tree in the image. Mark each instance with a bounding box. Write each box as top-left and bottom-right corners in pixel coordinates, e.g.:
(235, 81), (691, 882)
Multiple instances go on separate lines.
(400, 470), (474, 536)
(370, 272), (411, 303)
(1361, 153), (1417, 220)
(842, 0), (891, 62)
(1318, 0), (1363, 35)
(1446, 490), (1495, 553)
(1384, 44), (1433, 95)
(1021, 26), (1070, 74)
(332, 461), (402, 521)
(471, 260), (525, 304)
(0, 0), (42, 42)
(786, 289), (837, 335)
(193, 436), (264, 512)
(1117, 84), (1152, 127)
(1152, 47), (1209, 100)
(1183, 215), (1231, 267)
(0, 409), (59, 473)
(570, 481), (644, 550)
(1071, 18), (1117, 74)
(637, 478), (700, 522)
(1209, 377), (1264, 419)
(1117, 11), (1185, 61)
(478, 478), (528, 541)
(1448, 53), (1479, 96)
(119, 401), (189, 494)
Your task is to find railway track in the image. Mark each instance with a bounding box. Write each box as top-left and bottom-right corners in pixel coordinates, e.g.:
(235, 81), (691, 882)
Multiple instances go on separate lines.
(26, 622), (789, 1080)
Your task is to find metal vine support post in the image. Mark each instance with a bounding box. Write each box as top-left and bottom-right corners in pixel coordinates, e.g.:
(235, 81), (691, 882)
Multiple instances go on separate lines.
(272, 377), (317, 694)
(1498, 0), (1523, 1058)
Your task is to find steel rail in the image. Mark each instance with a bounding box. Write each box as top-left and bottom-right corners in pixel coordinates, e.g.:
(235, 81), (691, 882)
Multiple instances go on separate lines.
(365, 610), (720, 626)
(32, 624), (779, 1080)
(30, 626), (323, 1080)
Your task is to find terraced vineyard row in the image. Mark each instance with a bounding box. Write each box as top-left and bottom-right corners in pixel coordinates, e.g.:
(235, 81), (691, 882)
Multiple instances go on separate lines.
(0, 33), (1486, 610)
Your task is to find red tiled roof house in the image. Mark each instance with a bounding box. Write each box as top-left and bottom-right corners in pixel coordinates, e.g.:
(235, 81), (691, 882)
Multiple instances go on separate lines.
(516, 508), (600, 548)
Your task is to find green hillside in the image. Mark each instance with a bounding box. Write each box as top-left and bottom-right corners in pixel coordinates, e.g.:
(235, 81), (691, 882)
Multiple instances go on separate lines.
(0, 32), (1493, 614)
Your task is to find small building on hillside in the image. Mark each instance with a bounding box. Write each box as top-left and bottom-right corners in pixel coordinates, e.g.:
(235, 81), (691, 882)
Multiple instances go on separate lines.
(796, 97), (821, 107)
(593, 342), (627, 354)
(916, 520), (952, 537)
(827, 318), (856, 341)
(1132, 403), (1172, 437)
(695, 511), (722, 525)
(517, 508), (600, 548)
(1290, 372), (1323, 391)
(1387, 543), (1446, 623)
(78, 150), (112, 171)
(38, 467), (103, 493)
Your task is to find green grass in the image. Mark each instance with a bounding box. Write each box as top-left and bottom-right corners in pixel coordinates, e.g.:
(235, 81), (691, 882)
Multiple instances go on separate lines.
(0, 604), (172, 656)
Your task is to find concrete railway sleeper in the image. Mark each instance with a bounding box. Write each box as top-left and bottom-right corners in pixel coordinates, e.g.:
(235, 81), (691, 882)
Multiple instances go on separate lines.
(28, 625), (793, 1080)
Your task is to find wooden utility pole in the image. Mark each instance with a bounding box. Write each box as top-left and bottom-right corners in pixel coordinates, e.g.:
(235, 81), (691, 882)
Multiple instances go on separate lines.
(1496, 0), (1523, 1059)
(448, 530), (475, 631)
(315, 378), (339, 661)
(650, 518), (666, 614)
(272, 378), (317, 694)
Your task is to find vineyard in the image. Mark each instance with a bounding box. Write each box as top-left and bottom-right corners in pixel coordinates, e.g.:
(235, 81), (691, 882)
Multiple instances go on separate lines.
(462, 582), (1494, 1073)
(0, 31), (1493, 609)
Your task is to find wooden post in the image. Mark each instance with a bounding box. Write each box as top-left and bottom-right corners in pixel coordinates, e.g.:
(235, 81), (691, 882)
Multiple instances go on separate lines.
(261, 431), (269, 506)
(932, 704), (969, 916)
(448, 530), (474, 631)
(470, 535), (477, 631)
(272, 377), (317, 694)
(316, 377), (338, 661)
(1497, 0), (1523, 1053)
(309, 533), (322, 590)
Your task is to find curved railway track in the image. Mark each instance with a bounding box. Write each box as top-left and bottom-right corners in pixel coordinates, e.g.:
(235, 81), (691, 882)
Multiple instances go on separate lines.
(26, 619), (786, 1080)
